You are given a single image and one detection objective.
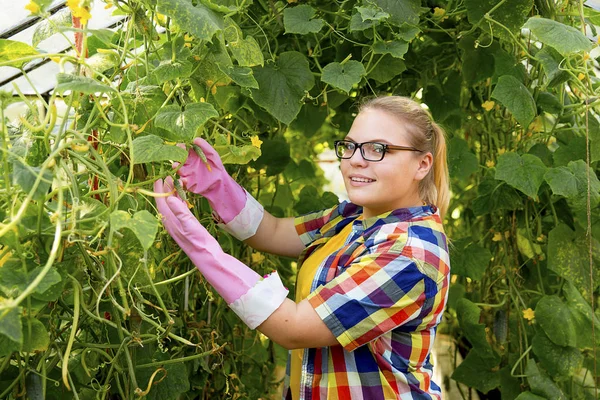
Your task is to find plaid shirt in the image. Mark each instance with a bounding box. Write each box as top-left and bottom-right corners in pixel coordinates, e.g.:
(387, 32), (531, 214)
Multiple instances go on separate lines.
(285, 201), (450, 400)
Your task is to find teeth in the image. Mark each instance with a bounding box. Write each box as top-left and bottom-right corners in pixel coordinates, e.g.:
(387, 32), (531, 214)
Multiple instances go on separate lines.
(351, 177), (374, 183)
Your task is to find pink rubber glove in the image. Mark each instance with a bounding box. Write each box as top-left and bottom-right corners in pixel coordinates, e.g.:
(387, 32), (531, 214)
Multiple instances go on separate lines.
(175, 138), (263, 241)
(154, 177), (288, 328)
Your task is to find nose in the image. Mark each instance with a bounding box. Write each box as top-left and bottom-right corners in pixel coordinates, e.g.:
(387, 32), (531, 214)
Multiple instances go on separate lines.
(348, 147), (368, 167)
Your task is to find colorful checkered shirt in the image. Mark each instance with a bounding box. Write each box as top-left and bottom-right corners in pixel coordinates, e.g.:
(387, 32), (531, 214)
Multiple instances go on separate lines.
(284, 201), (450, 400)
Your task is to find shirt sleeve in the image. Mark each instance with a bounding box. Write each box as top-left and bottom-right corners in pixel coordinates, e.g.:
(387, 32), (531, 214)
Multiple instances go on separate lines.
(294, 202), (347, 247)
(307, 251), (443, 352)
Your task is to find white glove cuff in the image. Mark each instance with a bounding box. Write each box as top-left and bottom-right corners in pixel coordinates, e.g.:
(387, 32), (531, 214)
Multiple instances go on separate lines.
(228, 271), (289, 329)
(216, 190), (264, 241)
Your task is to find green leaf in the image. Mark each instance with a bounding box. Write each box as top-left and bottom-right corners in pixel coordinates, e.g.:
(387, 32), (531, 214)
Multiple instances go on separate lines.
(283, 5), (324, 35)
(372, 40), (409, 58)
(548, 223), (600, 299)
(229, 35), (264, 67)
(217, 65), (258, 88)
(544, 167), (577, 198)
(55, 73), (115, 94)
(532, 330), (583, 378)
(154, 103), (219, 141)
(536, 91), (563, 115)
(136, 350), (190, 400)
(0, 307), (22, 344)
(131, 135), (188, 164)
(0, 40), (39, 68)
(465, 0), (533, 41)
(321, 61), (366, 93)
(251, 138), (291, 176)
(214, 136), (262, 164)
(535, 295), (577, 347)
(450, 239), (492, 281)
(448, 137), (479, 180)
(515, 393), (549, 400)
(149, 59), (193, 84)
(32, 8), (72, 47)
(30, 267), (62, 296)
(451, 351), (501, 394)
(293, 186), (340, 215)
(524, 17), (593, 56)
(349, 5), (389, 32)
(563, 282), (600, 348)
(367, 55), (406, 83)
(250, 52), (314, 124)
(562, 160), (600, 210)
(456, 298), (499, 364)
(472, 177), (523, 215)
(110, 210), (158, 250)
(525, 361), (567, 400)
(369, 0), (421, 26)
(86, 51), (121, 74)
(495, 152), (547, 198)
(157, 0), (223, 41)
(12, 160), (52, 201)
(492, 75), (536, 127)
(459, 36), (496, 85)
(290, 102), (328, 138)
(537, 46), (569, 87)
(22, 317), (50, 353)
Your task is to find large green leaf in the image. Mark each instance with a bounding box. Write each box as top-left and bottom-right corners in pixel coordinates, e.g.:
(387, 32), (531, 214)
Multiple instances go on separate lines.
(524, 17), (593, 56)
(535, 295), (577, 347)
(465, 0), (533, 41)
(229, 35), (263, 67)
(110, 210), (158, 250)
(283, 5), (324, 35)
(213, 136), (261, 165)
(537, 46), (569, 87)
(250, 52), (314, 124)
(12, 160), (52, 201)
(157, 0), (223, 41)
(495, 152), (547, 198)
(367, 55), (406, 83)
(370, 0), (420, 26)
(32, 8), (72, 47)
(472, 177), (524, 215)
(149, 59), (193, 84)
(22, 317), (50, 353)
(321, 60), (366, 93)
(372, 40), (409, 59)
(515, 393), (550, 400)
(136, 350), (190, 400)
(532, 330), (583, 378)
(0, 307), (22, 344)
(217, 65), (258, 88)
(448, 137), (479, 180)
(545, 160), (600, 210)
(492, 75), (536, 127)
(131, 135), (188, 164)
(563, 282), (600, 348)
(455, 298), (499, 364)
(55, 73), (115, 94)
(349, 5), (389, 31)
(293, 186), (339, 215)
(251, 138), (291, 176)
(154, 103), (219, 141)
(450, 239), (492, 281)
(0, 40), (39, 68)
(525, 361), (567, 399)
(451, 351), (501, 394)
(459, 36), (496, 85)
(547, 223), (600, 299)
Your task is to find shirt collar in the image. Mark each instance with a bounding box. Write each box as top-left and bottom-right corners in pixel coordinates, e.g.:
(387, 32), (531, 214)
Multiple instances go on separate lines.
(350, 204), (438, 231)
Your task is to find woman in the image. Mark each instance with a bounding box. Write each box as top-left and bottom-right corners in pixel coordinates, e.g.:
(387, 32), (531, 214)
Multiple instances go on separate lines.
(154, 96), (451, 399)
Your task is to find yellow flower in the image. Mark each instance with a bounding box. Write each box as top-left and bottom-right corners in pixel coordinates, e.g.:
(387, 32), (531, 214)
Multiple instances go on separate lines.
(251, 136), (263, 149)
(482, 100), (495, 111)
(497, 147), (506, 155)
(578, 72), (586, 81)
(251, 252), (265, 264)
(492, 232), (503, 242)
(485, 159), (495, 168)
(25, 1), (41, 14)
(67, 0), (92, 25)
(432, 7), (446, 19)
(522, 308), (535, 321)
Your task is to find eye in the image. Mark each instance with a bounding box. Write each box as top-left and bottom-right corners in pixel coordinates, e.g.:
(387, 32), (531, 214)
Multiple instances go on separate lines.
(371, 143), (385, 153)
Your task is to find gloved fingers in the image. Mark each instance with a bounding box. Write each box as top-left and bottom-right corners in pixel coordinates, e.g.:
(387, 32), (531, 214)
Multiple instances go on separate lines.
(165, 195), (208, 236)
(171, 143), (188, 170)
(192, 137), (223, 168)
(154, 179), (183, 233)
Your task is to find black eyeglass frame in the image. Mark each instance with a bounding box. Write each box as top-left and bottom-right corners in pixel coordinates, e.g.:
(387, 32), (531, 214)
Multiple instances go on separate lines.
(333, 140), (424, 162)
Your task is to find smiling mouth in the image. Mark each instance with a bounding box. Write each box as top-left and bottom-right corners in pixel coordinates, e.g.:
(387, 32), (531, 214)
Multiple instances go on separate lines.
(350, 177), (376, 183)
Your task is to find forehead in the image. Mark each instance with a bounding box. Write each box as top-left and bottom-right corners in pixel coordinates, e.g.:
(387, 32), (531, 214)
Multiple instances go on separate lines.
(346, 108), (412, 144)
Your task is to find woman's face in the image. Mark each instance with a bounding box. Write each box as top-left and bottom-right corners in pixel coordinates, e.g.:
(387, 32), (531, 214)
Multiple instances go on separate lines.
(340, 108), (433, 218)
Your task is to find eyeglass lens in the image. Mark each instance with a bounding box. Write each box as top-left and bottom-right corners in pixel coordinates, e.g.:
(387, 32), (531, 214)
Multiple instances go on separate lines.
(335, 141), (385, 161)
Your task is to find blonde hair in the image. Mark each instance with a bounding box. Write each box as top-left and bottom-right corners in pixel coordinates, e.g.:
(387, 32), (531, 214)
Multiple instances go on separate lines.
(359, 96), (450, 219)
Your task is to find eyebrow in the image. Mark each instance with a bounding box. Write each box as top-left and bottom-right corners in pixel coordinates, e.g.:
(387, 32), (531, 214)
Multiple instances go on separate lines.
(344, 136), (392, 144)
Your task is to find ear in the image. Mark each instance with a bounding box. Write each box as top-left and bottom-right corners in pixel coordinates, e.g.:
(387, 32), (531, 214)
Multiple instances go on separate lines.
(414, 152), (433, 181)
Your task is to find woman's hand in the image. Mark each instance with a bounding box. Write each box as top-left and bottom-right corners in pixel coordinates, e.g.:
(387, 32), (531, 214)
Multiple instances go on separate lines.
(175, 138), (226, 196)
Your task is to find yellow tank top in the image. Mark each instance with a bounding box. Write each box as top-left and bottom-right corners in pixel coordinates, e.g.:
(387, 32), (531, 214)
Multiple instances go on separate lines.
(289, 220), (356, 399)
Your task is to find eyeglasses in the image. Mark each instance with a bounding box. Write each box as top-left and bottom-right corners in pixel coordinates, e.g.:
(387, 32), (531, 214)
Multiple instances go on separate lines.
(333, 140), (423, 162)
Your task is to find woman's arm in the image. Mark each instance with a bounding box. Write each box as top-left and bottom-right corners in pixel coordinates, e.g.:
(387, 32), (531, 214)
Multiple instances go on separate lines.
(257, 298), (338, 350)
(243, 213), (306, 258)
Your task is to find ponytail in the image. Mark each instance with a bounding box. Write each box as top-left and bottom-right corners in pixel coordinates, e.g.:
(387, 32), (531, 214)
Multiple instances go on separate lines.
(426, 122), (450, 219)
